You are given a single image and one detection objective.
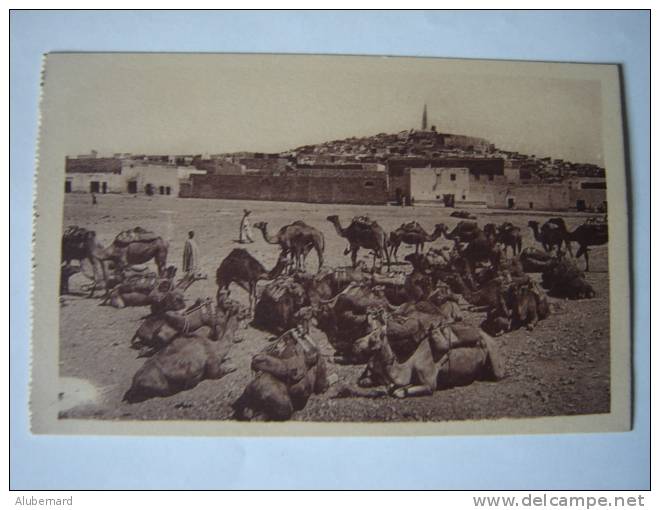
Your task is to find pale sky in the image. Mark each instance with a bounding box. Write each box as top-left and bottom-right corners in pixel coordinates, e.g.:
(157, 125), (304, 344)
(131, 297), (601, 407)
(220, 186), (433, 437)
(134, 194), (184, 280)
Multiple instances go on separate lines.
(42, 53), (605, 166)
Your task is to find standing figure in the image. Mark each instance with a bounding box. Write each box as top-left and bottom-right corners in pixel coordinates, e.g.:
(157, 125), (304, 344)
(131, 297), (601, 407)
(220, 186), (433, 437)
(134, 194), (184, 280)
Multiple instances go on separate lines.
(182, 230), (200, 274)
(91, 192), (98, 205)
(239, 209), (254, 244)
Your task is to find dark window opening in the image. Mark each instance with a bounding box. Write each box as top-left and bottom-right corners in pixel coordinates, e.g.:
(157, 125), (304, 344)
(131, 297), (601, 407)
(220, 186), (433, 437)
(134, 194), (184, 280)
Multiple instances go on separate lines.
(364, 181), (374, 188)
(64, 181), (72, 193)
(529, 202), (534, 209)
(166, 186), (171, 195)
(576, 199), (586, 212)
(127, 181), (137, 194)
(159, 186), (165, 195)
(450, 174), (456, 181)
(507, 198), (515, 209)
(581, 182), (606, 189)
(90, 181), (100, 193)
(102, 182), (107, 194)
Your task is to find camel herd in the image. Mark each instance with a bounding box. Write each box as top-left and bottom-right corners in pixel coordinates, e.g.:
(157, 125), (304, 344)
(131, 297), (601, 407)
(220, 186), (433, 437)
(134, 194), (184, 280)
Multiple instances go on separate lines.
(60, 212), (608, 421)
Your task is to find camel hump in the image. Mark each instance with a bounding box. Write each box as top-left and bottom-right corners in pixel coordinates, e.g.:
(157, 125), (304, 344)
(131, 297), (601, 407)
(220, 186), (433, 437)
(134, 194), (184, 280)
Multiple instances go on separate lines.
(400, 220), (423, 233)
(114, 227), (161, 246)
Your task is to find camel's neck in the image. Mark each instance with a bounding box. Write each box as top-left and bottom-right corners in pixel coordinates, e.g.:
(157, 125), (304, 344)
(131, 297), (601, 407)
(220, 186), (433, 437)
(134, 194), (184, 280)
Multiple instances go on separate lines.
(259, 227), (279, 244)
(265, 257), (287, 280)
(330, 219), (347, 238)
(530, 225), (541, 241)
(375, 338), (405, 384)
(429, 229), (443, 242)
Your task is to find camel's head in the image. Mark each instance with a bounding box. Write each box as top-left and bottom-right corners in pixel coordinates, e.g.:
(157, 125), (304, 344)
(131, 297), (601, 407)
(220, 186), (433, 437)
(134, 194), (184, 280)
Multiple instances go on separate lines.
(528, 220), (539, 230)
(352, 307), (387, 358)
(252, 221), (267, 231)
(326, 215), (339, 224)
(163, 265), (177, 279)
(483, 223), (498, 238)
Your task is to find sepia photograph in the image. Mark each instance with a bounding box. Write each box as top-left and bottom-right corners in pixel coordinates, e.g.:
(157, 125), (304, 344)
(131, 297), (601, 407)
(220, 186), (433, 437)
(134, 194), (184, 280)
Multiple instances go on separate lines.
(30, 52), (630, 435)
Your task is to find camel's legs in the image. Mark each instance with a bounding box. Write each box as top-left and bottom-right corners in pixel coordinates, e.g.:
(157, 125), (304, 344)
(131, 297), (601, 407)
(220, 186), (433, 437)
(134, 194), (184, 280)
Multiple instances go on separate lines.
(391, 384), (434, 398)
(249, 284), (256, 317)
(350, 245), (359, 269)
(583, 247), (591, 272)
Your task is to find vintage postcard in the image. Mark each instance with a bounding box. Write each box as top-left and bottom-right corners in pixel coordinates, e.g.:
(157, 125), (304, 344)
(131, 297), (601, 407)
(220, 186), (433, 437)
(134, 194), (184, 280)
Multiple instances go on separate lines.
(31, 53), (630, 435)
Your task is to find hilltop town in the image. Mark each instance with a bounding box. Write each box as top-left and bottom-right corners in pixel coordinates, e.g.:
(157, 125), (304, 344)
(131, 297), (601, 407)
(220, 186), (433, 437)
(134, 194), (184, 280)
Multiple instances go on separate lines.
(65, 111), (607, 212)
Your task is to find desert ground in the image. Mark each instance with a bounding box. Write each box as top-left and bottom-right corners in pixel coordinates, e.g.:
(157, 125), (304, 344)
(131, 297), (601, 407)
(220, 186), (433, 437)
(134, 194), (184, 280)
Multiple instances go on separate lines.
(59, 193), (611, 422)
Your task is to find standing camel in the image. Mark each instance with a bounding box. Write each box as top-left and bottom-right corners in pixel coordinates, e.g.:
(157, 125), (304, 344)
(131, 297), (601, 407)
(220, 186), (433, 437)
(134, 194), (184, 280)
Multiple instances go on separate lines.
(495, 222), (523, 256)
(253, 220), (325, 272)
(441, 221), (482, 244)
(326, 215), (391, 271)
(215, 248), (289, 316)
(388, 223), (446, 262)
(549, 218), (609, 272)
(528, 219), (566, 254)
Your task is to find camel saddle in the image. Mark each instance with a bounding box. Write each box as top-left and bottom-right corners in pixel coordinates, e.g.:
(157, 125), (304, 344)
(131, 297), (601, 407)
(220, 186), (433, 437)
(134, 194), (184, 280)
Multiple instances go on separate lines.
(63, 225), (95, 246)
(400, 220), (424, 233)
(428, 324), (484, 362)
(114, 227), (160, 246)
(252, 331), (319, 385)
(263, 277), (306, 303)
(351, 215), (376, 230)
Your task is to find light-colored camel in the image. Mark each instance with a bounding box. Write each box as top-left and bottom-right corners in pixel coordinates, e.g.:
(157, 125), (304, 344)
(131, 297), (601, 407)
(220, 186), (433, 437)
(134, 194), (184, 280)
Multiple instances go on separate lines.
(326, 215), (391, 271)
(253, 220), (325, 272)
(215, 248), (289, 316)
(98, 235), (169, 277)
(352, 309), (503, 397)
(388, 223), (445, 262)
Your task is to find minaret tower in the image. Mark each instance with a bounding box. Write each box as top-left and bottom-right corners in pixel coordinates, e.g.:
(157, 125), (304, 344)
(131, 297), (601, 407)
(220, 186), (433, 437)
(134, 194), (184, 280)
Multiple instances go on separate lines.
(422, 104), (428, 130)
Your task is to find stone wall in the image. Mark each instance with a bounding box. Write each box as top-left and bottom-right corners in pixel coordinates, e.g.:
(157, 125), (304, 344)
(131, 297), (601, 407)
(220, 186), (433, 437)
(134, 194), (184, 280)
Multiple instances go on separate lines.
(182, 172), (388, 205)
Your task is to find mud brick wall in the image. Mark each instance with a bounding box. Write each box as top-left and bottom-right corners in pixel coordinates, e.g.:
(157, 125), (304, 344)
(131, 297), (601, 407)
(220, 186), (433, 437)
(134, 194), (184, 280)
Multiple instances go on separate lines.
(184, 173), (388, 205)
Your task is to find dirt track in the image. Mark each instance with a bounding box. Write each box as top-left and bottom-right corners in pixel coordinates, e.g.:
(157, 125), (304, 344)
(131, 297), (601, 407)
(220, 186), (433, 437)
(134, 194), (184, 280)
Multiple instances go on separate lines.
(59, 194), (610, 422)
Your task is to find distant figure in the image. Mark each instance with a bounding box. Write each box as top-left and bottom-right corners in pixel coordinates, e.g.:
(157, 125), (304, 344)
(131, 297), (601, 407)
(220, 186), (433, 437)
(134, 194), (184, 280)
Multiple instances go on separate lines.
(239, 209), (254, 243)
(91, 193), (97, 205)
(182, 230), (200, 274)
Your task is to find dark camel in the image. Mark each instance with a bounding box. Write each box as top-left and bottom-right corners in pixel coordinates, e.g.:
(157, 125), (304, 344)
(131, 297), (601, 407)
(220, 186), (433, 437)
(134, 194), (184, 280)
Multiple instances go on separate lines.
(232, 325), (329, 421)
(253, 220), (325, 272)
(528, 219), (566, 254)
(388, 223), (445, 262)
(495, 222), (523, 256)
(252, 275), (308, 334)
(61, 226), (108, 297)
(326, 215), (391, 271)
(549, 218), (609, 271)
(215, 248), (289, 316)
(441, 221), (482, 244)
